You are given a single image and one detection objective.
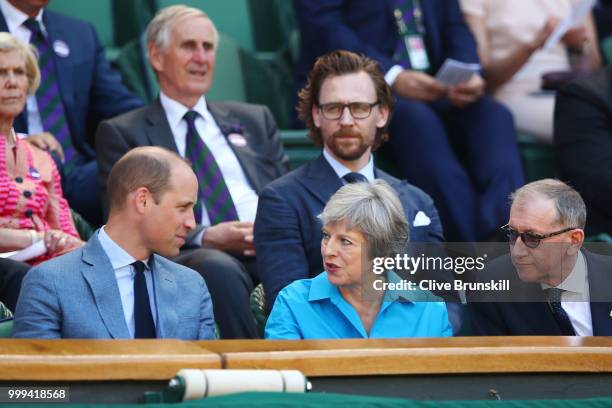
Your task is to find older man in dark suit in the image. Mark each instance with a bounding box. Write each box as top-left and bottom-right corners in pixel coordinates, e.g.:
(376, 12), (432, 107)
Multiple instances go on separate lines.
(0, 0), (143, 226)
(96, 5), (287, 339)
(469, 179), (612, 336)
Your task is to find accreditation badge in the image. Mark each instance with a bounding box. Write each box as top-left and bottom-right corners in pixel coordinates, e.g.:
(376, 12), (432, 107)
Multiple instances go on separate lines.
(406, 35), (430, 71)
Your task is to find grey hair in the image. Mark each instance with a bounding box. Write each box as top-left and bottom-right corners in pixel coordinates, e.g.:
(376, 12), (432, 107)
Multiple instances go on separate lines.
(146, 5), (219, 51)
(510, 178), (586, 229)
(0, 32), (40, 94)
(318, 180), (409, 259)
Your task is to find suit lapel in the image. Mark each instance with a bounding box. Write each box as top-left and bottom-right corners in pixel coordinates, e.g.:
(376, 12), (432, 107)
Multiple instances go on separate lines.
(80, 234), (131, 339)
(151, 256), (178, 339)
(144, 99), (180, 153)
(207, 102), (265, 193)
(299, 155), (343, 206)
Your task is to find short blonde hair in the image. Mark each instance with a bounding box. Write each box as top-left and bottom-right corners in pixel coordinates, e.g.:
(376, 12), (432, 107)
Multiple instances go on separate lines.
(0, 32), (40, 94)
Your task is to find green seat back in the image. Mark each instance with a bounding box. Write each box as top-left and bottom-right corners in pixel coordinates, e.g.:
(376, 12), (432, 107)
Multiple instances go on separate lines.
(280, 130), (319, 170)
(156, 0), (255, 51)
(517, 132), (556, 182)
(602, 35), (612, 65)
(207, 34), (247, 102)
(0, 319), (13, 338)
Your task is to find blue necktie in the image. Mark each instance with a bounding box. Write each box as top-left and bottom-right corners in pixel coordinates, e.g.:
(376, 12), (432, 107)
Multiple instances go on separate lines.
(546, 288), (576, 336)
(343, 172), (368, 184)
(133, 261), (156, 338)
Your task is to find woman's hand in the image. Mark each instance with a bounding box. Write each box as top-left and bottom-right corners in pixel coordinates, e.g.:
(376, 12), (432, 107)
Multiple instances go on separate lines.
(43, 230), (83, 255)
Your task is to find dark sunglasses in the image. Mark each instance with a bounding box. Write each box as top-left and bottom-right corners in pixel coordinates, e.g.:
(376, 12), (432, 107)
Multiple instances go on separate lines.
(500, 224), (576, 248)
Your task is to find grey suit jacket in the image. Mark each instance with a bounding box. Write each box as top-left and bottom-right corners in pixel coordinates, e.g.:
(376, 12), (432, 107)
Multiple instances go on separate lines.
(13, 233), (216, 339)
(95, 99), (288, 224)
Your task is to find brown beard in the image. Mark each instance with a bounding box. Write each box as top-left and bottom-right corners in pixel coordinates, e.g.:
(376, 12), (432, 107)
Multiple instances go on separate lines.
(326, 127), (371, 161)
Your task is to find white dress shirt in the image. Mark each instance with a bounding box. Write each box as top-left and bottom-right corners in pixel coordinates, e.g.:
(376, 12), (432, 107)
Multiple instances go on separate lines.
(541, 251), (592, 336)
(159, 92), (259, 227)
(97, 227), (158, 338)
(323, 148), (375, 182)
(0, 0), (45, 134)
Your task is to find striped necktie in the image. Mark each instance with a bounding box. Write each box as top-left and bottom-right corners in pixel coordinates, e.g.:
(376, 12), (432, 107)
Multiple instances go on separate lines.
(183, 110), (239, 225)
(23, 18), (77, 172)
(132, 261), (156, 339)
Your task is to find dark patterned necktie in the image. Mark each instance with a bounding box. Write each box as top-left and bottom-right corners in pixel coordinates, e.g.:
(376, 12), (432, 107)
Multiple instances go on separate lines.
(343, 172), (368, 184)
(546, 287), (576, 336)
(132, 261), (156, 339)
(183, 110), (238, 225)
(23, 18), (77, 172)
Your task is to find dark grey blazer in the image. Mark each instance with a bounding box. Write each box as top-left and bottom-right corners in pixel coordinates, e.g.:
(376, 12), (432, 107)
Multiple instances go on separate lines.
(95, 99), (289, 225)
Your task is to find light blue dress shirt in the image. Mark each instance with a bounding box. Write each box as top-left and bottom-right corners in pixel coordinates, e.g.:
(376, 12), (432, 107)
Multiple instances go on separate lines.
(265, 271), (452, 339)
(97, 227), (158, 338)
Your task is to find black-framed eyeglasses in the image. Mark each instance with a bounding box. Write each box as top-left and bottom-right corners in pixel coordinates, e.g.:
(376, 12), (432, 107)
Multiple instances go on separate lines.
(500, 224), (577, 249)
(318, 102), (380, 120)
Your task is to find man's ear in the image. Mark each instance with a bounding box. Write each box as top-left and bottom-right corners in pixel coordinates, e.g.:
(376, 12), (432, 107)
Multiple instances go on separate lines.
(148, 44), (163, 73)
(133, 187), (152, 215)
(376, 105), (390, 128)
(567, 229), (585, 255)
(312, 104), (321, 128)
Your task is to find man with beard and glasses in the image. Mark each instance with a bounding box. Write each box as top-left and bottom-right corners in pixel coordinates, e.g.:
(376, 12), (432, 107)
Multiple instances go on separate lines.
(254, 51), (461, 330)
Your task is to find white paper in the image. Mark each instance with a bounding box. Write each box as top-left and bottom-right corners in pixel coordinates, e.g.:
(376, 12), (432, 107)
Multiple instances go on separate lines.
(435, 58), (480, 86)
(543, 0), (595, 51)
(4, 240), (47, 262)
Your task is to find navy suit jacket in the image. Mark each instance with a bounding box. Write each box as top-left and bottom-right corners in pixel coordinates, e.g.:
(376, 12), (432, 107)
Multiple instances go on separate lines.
(293, 0), (479, 89)
(0, 9), (143, 159)
(469, 250), (612, 336)
(254, 154), (445, 310)
(13, 233), (216, 339)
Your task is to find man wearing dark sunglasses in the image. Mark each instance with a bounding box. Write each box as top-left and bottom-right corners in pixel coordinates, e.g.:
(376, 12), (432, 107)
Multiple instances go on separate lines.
(469, 179), (612, 336)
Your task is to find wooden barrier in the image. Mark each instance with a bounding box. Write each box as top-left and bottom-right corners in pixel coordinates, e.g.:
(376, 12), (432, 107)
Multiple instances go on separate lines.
(0, 339), (220, 381)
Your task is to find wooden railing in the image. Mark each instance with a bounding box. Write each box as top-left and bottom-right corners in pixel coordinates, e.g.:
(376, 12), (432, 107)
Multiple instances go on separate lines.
(1, 337), (611, 381)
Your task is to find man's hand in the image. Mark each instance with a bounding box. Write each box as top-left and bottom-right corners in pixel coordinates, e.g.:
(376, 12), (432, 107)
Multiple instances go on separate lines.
(562, 25), (588, 51)
(25, 132), (64, 162)
(392, 70), (446, 101)
(43, 229), (83, 255)
(447, 74), (485, 108)
(202, 221), (255, 257)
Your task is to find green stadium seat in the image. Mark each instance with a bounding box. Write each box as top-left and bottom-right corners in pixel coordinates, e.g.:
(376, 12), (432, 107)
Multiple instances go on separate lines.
(156, 0), (255, 50)
(602, 35), (612, 65)
(280, 130), (319, 170)
(0, 319), (12, 338)
(517, 132), (556, 182)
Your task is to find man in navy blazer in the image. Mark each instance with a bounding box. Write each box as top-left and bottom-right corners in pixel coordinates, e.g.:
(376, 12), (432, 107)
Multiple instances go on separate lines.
(469, 179), (612, 336)
(292, 0), (524, 242)
(255, 51), (465, 330)
(14, 147), (216, 339)
(0, 0), (143, 226)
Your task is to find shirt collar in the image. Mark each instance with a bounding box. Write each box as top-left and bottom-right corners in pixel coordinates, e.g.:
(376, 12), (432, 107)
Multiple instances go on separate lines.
(0, 0), (44, 33)
(98, 226), (151, 271)
(541, 250), (588, 295)
(322, 148), (375, 182)
(159, 91), (210, 129)
(308, 271), (342, 302)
